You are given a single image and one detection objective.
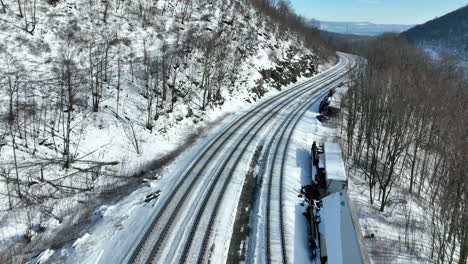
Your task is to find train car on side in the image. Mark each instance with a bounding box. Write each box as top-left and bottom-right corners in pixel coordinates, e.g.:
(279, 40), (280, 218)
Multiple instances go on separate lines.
(306, 141), (368, 264)
(315, 192), (363, 264)
(323, 143), (347, 195)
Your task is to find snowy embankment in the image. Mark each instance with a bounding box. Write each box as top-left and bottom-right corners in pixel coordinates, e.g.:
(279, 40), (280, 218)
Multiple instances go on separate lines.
(0, 0), (333, 260)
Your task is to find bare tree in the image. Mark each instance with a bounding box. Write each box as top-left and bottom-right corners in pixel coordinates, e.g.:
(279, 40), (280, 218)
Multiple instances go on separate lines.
(0, 168), (13, 209)
(141, 39), (160, 131)
(9, 122), (22, 200)
(115, 55), (122, 117)
(124, 122), (141, 154)
(0, 0), (6, 13)
(55, 45), (81, 168)
(23, 0), (37, 35)
(102, 0), (109, 23)
(87, 39), (112, 112)
(16, 0), (23, 17)
(179, 0), (192, 24)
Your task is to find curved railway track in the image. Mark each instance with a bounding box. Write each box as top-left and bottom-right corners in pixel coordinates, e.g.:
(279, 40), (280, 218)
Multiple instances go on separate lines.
(180, 68), (353, 264)
(263, 55), (356, 264)
(127, 53), (355, 264)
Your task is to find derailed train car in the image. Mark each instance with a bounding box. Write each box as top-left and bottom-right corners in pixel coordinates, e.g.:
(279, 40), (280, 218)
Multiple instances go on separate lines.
(305, 142), (369, 264)
(312, 192), (364, 264)
(312, 142), (347, 195)
(323, 143), (347, 195)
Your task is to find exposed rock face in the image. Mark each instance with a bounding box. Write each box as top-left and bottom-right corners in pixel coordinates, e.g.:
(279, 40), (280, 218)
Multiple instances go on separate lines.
(254, 49), (319, 98)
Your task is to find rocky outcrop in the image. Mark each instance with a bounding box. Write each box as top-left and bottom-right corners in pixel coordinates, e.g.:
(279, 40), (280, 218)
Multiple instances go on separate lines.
(254, 49), (320, 98)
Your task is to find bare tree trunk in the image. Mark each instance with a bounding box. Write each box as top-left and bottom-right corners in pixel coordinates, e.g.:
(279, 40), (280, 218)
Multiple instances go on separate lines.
(102, 0), (109, 23)
(116, 57), (121, 117)
(180, 0), (192, 24)
(16, 0), (23, 17)
(7, 77), (16, 122)
(0, 0), (6, 13)
(63, 60), (74, 168)
(24, 0), (37, 35)
(409, 139), (419, 193)
(10, 125), (22, 200)
(417, 147), (430, 196)
(2, 169), (13, 209)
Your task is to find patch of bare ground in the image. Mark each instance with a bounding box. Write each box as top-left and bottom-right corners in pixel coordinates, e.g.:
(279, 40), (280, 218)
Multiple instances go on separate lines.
(227, 141), (264, 263)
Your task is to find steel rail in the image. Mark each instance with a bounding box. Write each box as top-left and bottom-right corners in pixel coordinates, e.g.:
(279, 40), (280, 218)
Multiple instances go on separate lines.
(127, 55), (350, 264)
(181, 55), (355, 264)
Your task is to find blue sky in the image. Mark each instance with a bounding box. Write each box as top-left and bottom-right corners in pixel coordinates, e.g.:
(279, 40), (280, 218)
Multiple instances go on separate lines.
(289, 0), (468, 24)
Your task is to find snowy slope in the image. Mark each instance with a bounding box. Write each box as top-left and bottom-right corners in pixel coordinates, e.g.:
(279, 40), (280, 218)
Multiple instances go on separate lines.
(0, 0), (333, 261)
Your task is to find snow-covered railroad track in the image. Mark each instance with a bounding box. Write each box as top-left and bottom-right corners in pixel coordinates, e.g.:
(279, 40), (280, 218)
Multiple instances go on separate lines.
(179, 64), (352, 264)
(127, 54), (353, 264)
(262, 55), (356, 264)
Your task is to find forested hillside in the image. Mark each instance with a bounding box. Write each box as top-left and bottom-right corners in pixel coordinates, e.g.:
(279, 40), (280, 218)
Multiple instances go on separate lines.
(341, 34), (468, 264)
(0, 0), (334, 261)
(402, 4), (468, 62)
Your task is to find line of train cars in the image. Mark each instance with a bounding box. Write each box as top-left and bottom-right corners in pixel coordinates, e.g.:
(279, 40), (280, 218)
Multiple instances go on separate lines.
(302, 142), (366, 264)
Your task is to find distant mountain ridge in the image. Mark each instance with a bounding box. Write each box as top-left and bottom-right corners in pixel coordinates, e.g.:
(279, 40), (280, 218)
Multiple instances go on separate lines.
(401, 5), (468, 62)
(318, 21), (413, 36)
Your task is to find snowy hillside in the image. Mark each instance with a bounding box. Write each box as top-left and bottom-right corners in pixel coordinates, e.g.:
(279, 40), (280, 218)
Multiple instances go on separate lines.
(402, 4), (468, 63)
(0, 0), (335, 261)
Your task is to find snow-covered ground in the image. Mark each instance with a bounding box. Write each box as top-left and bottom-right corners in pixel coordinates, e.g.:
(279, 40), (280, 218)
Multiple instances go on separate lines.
(0, 0), (332, 260)
(346, 172), (431, 263)
(28, 55), (351, 264)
